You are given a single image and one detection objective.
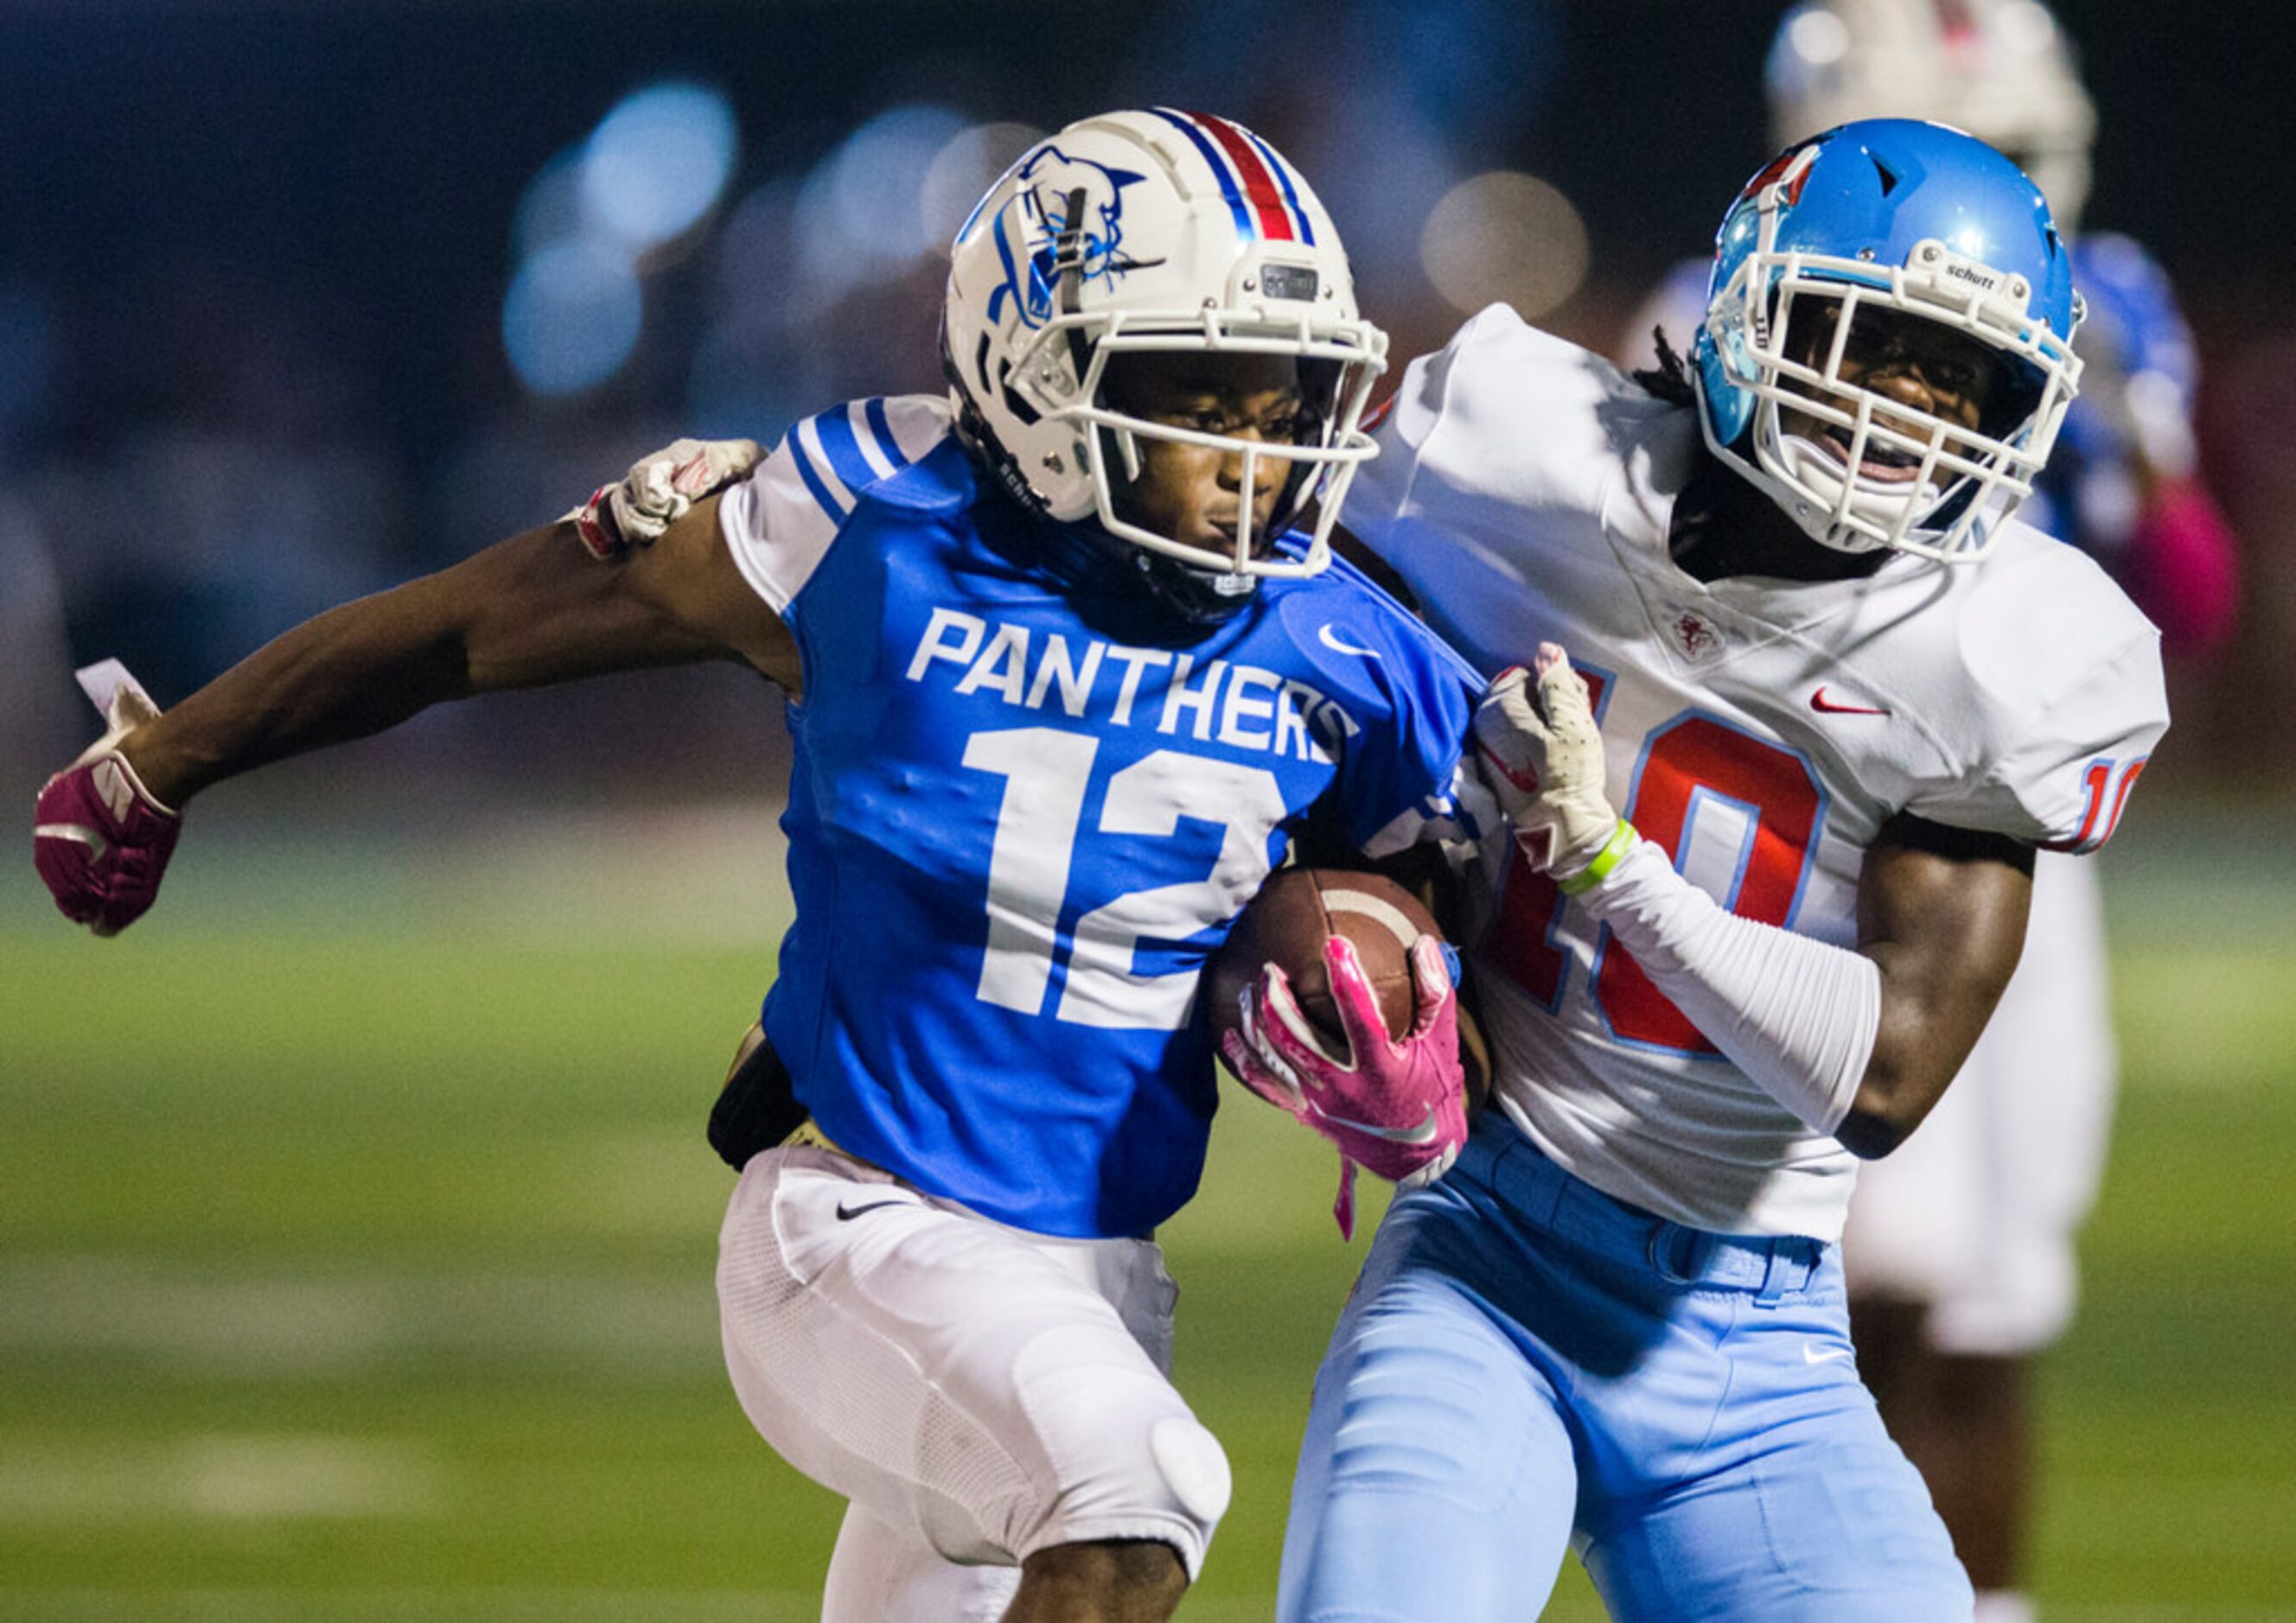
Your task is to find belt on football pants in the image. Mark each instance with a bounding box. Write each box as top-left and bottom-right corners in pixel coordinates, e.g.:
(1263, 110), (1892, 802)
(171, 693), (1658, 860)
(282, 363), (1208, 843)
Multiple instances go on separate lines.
(1472, 1117), (1823, 1303)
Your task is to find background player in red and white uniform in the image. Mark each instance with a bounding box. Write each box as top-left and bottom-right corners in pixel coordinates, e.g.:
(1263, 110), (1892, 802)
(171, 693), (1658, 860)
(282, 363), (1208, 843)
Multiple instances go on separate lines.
(1257, 118), (2168, 1619)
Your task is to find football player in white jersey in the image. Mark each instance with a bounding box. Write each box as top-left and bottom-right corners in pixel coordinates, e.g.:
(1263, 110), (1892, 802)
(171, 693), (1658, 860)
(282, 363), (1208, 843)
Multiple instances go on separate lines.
(1749, 10), (2241, 1617)
(33, 111), (1486, 1622)
(1232, 118), (2168, 1619)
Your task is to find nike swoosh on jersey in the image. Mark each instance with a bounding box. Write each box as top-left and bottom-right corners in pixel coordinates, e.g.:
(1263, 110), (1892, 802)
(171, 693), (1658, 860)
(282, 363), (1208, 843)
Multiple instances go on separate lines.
(1317, 624), (1382, 659)
(834, 1199), (912, 1221)
(1302, 1099), (1440, 1144)
(1808, 687), (1891, 716)
(1802, 1341), (1857, 1364)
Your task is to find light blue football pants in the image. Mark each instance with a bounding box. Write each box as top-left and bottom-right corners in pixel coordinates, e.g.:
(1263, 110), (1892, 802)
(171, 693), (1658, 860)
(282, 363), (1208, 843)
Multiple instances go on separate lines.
(1279, 1116), (1972, 1621)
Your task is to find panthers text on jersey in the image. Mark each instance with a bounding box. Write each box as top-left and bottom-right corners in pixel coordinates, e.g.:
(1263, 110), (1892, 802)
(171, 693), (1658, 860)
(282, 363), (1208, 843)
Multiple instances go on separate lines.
(1353, 307), (2168, 1242)
(718, 394), (1479, 1240)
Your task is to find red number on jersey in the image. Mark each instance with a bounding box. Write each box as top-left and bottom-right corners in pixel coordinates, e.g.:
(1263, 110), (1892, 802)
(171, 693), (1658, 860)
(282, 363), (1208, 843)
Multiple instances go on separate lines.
(1596, 716), (1822, 1051)
(2042, 756), (2148, 854)
(1489, 703), (1823, 1056)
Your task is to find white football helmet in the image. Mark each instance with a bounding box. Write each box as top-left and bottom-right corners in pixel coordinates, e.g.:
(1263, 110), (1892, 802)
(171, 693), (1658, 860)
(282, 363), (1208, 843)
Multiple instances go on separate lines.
(941, 109), (1387, 591)
(1766, 0), (2097, 232)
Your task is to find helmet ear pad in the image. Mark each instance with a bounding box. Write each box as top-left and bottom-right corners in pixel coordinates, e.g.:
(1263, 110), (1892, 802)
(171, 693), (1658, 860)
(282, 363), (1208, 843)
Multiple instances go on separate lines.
(1692, 320), (1756, 449)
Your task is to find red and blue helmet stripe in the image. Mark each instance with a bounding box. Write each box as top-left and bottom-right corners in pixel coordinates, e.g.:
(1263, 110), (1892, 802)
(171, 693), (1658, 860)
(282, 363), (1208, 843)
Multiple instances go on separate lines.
(1147, 107), (1317, 246)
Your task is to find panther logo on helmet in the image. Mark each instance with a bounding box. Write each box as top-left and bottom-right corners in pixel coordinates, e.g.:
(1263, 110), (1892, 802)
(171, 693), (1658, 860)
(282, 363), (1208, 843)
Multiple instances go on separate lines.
(985, 147), (1164, 334)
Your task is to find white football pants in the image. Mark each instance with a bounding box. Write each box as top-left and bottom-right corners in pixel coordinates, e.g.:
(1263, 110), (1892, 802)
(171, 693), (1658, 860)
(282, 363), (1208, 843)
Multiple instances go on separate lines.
(717, 1140), (1232, 1621)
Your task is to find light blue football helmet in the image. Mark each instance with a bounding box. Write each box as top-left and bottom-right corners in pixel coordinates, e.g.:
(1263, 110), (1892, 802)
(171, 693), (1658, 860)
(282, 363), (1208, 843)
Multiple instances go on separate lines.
(1693, 118), (2084, 562)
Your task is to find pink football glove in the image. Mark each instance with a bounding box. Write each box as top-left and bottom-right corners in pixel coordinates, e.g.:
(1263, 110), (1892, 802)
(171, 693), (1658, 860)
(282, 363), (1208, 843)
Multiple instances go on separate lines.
(33, 672), (181, 937)
(1221, 933), (1468, 1238)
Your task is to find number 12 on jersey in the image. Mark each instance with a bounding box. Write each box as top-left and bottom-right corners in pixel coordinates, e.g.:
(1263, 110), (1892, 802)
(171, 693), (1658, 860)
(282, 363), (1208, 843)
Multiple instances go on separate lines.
(963, 726), (1285, 1033)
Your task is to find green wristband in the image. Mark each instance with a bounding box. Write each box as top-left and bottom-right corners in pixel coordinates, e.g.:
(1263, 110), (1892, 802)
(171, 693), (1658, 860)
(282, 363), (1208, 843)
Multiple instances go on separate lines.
(1558, 820), (1637, 896)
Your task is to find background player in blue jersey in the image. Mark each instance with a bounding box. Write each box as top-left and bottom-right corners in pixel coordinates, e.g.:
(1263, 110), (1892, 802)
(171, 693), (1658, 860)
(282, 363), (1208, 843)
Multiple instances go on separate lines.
(1238, 118), (2168, 1620)
(1755, 10), (2243, 1617)
(33, 111), (1483, 1622)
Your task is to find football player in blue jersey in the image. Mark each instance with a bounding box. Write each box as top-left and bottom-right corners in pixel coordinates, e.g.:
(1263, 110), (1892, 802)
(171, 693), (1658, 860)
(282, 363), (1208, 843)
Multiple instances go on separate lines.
(1760, 10), (2240, 1618)
(34, 110), (1485, 1621)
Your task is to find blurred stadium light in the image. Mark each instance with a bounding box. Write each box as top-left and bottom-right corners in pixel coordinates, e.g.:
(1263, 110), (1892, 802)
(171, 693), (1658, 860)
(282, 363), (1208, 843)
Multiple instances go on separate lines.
(1778, 4), (1853, 68)
(1419, 170), (1591, 320)
(921, 121), (1043, 258)
(501, 237), (645, 397)
(794, 104), (970, 289)
(504, 81), (738, 398)
(580, 81), (741, 255)
(513, 146), (588, 262)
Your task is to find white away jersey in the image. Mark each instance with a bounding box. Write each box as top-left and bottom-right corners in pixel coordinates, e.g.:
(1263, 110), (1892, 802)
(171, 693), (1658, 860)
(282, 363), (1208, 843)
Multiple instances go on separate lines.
(1355, 306), (2168, 1241)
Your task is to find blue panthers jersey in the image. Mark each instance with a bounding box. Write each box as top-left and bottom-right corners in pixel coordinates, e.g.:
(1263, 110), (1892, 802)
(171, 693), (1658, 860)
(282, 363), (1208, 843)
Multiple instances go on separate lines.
(2025, 233), (2200, 561)
(717, 395), (1481, 1238)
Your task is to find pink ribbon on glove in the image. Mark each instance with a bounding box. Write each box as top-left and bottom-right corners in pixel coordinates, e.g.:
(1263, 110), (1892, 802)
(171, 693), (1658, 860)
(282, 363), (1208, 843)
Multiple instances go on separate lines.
(1220, 932), (1468, 1238)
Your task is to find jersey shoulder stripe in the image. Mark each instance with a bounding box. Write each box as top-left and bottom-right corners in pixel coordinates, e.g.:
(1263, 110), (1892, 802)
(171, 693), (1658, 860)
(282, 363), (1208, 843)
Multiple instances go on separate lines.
(721, 394), (957, 612)
(787, 395), (948, 521)
(789, 417), (856, 522)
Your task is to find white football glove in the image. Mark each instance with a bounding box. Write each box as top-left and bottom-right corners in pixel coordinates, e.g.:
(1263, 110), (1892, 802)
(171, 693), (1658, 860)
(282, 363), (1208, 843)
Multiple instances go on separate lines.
(566, 437), (761, 559)
(1471, 643), (1630, 888)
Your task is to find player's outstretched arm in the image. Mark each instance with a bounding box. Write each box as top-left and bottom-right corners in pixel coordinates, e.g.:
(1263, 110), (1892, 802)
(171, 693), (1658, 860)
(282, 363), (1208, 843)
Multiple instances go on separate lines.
(34, 485), (794, 934)
(116, 493), (791, 807)
(1472, 647), (2032, 1158)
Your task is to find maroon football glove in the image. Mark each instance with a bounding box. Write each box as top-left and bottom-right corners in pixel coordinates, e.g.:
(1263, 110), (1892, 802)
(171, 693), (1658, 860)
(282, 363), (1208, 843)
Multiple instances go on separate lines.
(33, 671), (181, 937)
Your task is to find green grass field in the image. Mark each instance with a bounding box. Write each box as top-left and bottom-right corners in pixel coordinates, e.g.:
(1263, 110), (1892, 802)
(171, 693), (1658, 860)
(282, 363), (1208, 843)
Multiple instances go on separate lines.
(3, 797), (2292, 1619)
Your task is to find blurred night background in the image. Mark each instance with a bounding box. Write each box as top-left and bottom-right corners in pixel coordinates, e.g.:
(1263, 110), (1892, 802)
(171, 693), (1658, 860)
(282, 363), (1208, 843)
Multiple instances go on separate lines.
(3, 2), (2293, 1617)
(4, 0), (2295, 796)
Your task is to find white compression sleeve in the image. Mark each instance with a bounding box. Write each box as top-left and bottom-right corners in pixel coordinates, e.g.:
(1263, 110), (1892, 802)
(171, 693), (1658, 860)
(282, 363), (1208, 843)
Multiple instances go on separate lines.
(1572, 833), (1879, 1134)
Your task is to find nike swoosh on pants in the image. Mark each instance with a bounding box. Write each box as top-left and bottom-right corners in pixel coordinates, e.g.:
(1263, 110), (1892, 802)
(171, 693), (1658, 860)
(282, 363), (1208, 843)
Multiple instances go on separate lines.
(835, 1199), (911, 1221)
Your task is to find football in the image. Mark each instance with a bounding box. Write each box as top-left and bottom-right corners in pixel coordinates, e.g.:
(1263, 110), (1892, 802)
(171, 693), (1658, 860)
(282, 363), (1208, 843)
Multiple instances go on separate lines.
(1204, 867), (1441, 1054)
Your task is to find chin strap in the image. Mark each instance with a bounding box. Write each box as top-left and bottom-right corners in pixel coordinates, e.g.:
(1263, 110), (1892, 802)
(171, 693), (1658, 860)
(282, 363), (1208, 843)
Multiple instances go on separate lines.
(1053, 186), (1097, 396)
(1133, 547), (1259, 624)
